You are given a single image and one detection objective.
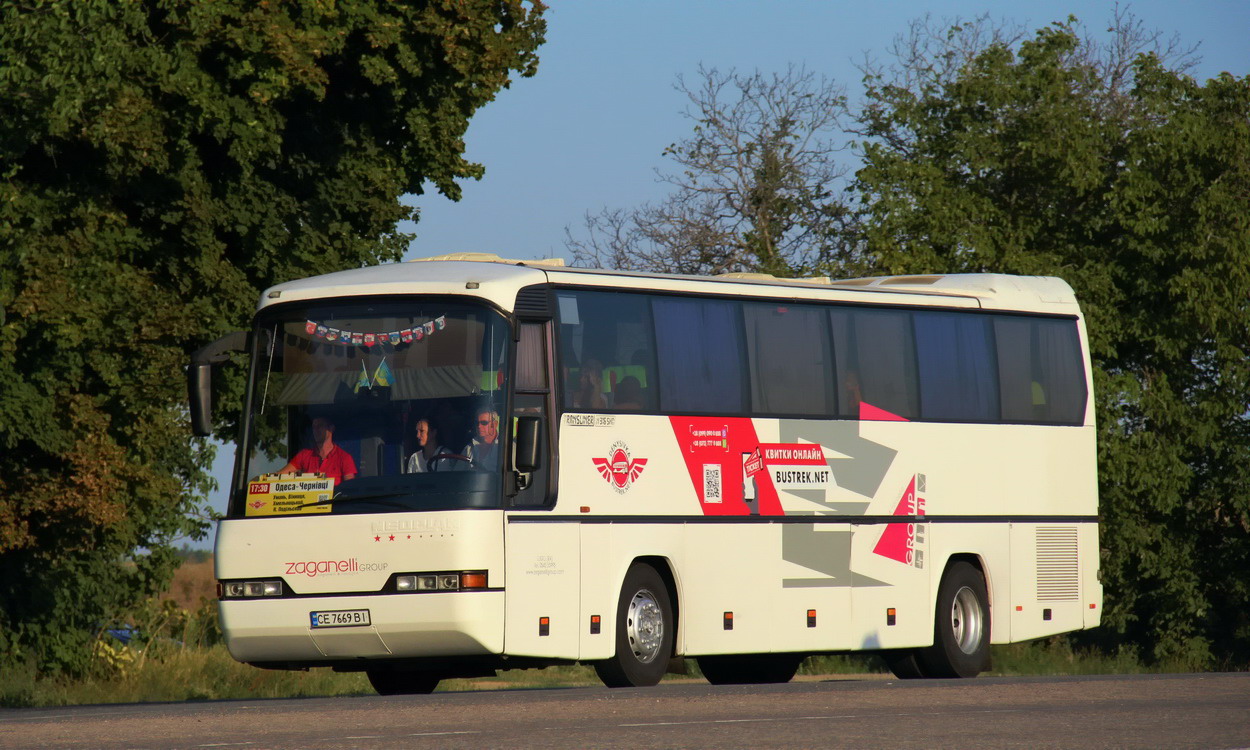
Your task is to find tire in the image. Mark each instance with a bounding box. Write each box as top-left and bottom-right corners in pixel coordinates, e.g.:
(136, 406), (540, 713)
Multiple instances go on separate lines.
(882, 649), (931, 679)
(594, 563), (674, 688)
(698, 654), (804, 685)
(366, 668), (440, 695)
(918, 561), (991, 678)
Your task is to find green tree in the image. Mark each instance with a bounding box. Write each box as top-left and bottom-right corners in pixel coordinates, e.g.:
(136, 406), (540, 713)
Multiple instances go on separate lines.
(0, 0), (544, 674)
(855, 19), (1250, 665)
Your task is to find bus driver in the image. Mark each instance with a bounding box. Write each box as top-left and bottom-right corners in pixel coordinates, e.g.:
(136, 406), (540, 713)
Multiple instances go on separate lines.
(464, 408), (500, 470)
(278, 416), (357, 482)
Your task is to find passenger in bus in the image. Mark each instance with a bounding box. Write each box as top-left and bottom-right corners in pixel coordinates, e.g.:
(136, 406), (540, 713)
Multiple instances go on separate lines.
(464, 407), (500, 470)
(572, 358), (607, 409)
(612, 375), (644, 410)
(841, 370), (863, 415)
(405, 418), (454, 473)
(278, 416), (357, 482)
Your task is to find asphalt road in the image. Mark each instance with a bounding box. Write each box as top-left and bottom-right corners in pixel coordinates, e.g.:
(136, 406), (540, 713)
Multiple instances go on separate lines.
(2, 673), (1247, 749)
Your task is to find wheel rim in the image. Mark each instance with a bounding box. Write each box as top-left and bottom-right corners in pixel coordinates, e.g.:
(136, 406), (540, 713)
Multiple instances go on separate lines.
(950, 585), (984, 655)
(626, 588), (664, 664)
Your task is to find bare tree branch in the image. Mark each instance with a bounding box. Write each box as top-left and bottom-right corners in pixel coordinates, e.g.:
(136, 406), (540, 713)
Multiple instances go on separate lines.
(567, 65), (859, 277)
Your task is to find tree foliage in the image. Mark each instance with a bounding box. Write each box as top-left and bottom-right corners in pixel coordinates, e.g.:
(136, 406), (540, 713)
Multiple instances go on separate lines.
(855, 18), (1250, 666)
(567, 65), (856, 277)
(0, 0), (544, 673)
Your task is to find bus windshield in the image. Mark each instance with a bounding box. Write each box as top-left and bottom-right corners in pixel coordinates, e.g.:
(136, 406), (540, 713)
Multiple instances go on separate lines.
(233, 299), (510, 517)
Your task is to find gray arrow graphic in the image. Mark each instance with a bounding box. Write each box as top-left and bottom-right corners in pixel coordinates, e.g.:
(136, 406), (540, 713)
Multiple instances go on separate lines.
(776, 419), (898, 588)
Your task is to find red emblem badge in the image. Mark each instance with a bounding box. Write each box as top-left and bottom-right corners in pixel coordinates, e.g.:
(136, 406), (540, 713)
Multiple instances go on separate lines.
(593, 442), (647, 493)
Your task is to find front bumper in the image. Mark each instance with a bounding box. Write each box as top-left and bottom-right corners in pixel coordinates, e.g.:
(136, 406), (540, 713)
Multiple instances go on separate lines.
(220, 590), (505, 665)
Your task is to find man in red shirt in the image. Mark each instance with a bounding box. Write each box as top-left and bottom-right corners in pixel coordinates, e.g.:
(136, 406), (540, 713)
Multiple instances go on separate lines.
(279, 417), (357, 482)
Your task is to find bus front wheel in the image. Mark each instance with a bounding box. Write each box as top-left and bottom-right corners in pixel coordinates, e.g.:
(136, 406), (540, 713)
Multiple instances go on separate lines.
(594, 563), (673, 688)
(366, 667), (440, 695)
(919, 561), (991, 678)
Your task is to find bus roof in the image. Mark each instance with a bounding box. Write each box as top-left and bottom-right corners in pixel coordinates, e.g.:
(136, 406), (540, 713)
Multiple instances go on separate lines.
(257, 253), (1080, 316)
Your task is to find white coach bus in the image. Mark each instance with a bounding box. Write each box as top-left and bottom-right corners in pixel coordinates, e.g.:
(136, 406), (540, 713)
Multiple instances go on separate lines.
(188, 253), (1101, 693)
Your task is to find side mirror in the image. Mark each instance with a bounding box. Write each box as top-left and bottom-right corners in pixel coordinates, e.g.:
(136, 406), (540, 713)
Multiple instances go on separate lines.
(187, 330), (248, 437)
(514, 415), (543, 473)
(188, 363), (214, 436)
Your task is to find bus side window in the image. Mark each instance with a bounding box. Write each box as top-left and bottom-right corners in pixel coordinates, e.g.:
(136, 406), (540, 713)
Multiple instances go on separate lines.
(913, 311), (999, 422)
(556, 291), (656, 412)
(994, 316), (1087, 424)
(829, 306), (918, 421)
(743, 302), (833, 416)
(653, 296), (746, 414)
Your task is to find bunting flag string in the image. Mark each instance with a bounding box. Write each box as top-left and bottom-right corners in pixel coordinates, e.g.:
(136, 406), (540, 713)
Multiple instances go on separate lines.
(303, 315), (446, 349)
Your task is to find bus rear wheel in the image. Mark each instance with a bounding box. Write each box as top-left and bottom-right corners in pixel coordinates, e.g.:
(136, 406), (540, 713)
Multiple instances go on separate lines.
(366, 667), (440, 695)
(594, 563), (673, 688)
(698, 654), (804, 685)
(918, 561), (990, 678)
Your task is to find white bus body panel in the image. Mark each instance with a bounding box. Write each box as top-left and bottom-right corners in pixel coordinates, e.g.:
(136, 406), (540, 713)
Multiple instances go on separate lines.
(551, 412), (1100, 657)
(502, 520), (581, 658)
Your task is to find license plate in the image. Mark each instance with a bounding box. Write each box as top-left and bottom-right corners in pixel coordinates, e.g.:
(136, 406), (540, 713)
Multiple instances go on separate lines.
(309, 609), (371, 628)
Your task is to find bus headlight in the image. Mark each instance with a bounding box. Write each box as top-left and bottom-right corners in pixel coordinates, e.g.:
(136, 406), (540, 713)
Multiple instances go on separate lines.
(219, 579), (284, 599)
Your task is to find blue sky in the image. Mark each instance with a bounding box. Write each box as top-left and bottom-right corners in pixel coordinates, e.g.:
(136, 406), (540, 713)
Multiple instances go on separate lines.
(401, 0), (1250, 264)
(194, 1), (1248, 547)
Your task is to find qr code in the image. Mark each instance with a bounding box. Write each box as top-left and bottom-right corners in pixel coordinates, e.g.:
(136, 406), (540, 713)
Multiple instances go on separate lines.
(703, 464), (722, 503)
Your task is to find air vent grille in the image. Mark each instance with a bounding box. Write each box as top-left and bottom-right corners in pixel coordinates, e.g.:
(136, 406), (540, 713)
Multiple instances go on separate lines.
(513, 286), (553, 318)
(1036, 526), (1079, 601)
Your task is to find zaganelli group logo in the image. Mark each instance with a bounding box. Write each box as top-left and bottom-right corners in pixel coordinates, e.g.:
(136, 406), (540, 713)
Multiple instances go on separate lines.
(592, 441), (648, 494)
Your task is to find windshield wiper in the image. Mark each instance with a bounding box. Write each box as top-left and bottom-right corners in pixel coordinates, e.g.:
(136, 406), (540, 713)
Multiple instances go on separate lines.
(297, 491), (410, 510)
